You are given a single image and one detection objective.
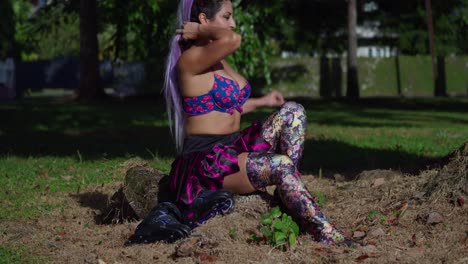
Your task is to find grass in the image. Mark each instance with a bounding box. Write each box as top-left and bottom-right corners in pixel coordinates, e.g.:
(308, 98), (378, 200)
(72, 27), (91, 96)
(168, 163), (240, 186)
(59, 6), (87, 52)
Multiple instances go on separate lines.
(0, 95), (468, 263)
(245, 97), (468, 176)
(0, 155), (172, 219)
(0, 96), (466, 262)
(265, 56), (468, 97)
(0, 96), (467, 221)
(0, 245), (46, 264)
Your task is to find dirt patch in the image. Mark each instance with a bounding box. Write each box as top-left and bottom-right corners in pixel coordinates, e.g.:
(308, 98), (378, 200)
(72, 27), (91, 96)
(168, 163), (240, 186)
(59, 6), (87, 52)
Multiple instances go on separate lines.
(1, 144), (467, 263)
(423, 143), (468, 200)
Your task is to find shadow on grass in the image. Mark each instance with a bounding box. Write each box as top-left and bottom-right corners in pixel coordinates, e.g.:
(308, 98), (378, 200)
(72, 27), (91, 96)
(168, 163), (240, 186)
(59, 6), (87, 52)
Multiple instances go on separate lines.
(0, 97), (176, 159)
(242, 97), (468, 128)
(0, 96), (465, 175)
(0, 126), (176, 160)
(294, 97), (468, 113)
(71, 190), (139, 225)
(300, 139), (430, 179)
(71, 191), (110, 224)
(72, 191), (109, 211)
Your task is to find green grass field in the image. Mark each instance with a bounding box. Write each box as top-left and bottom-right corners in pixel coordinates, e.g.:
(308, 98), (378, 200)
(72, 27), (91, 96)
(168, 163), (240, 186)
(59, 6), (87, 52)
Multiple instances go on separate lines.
(0, 97), (466, 221)
(265, 56), (468, 97)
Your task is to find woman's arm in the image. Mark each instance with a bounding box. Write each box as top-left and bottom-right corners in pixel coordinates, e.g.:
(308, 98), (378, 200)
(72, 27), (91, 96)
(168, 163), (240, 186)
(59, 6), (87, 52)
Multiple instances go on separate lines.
(177, 23), (241, 75)
(242, 91), (285, 114)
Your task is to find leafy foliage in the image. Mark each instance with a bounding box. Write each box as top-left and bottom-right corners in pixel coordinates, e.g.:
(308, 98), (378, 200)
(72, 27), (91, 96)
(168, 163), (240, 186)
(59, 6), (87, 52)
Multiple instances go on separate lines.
(363, 0), (467, 55)
(7, 0), (468, 59)
(249, 207), (300, 250)
(227, 0), (289, 84)
(282, 0), (349, 54)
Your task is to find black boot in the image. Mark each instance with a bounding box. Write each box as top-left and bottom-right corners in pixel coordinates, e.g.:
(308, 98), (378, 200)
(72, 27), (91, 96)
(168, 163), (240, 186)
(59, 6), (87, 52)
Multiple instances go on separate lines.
(183, 190), (235, 229)
(125, 202), (191, 245)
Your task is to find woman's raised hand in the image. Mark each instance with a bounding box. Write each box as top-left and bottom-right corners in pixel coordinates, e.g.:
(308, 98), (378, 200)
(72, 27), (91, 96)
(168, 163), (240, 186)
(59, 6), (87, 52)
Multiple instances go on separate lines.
(176, 22), (201, 41)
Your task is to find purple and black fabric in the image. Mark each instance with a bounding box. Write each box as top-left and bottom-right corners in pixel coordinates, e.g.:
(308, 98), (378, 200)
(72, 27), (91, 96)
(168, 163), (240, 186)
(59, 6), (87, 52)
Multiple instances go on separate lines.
(169, 121), (271, 207)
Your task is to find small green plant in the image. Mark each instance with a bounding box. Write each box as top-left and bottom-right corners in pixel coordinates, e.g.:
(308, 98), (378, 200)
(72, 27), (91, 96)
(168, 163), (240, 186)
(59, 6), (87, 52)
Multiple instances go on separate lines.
(250, 207), (300, 250)
(378, 215), (388, 225)
(229, 226), (237, 240)
(367, 210), (401, 226)
(367, 210), (379, 221)
(313, 191), (326, 206)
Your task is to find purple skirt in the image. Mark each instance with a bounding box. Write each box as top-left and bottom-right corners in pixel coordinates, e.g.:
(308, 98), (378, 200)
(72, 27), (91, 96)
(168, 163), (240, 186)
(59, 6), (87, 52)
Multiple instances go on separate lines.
(169, 121), (271, 206)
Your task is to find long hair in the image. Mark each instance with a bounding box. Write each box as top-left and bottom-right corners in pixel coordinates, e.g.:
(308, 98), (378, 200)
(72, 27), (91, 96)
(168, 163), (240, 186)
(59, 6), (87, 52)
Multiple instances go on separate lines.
(164, 0), (194, 154)
(163, 0), (227, 153)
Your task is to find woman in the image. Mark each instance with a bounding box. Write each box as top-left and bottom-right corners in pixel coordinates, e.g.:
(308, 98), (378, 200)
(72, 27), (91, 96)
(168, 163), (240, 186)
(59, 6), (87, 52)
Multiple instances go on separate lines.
(128, 0), (353, 246)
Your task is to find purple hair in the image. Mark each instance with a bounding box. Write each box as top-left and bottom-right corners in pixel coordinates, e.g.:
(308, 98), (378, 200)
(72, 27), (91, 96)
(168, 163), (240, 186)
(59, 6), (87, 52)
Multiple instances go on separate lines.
(164, 0), (194, 153)
(164, 0), (228, 153)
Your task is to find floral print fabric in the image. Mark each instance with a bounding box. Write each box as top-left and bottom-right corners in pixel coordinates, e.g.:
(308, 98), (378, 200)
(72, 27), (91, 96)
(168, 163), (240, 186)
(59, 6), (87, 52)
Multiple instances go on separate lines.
(182, 73), (251, 115)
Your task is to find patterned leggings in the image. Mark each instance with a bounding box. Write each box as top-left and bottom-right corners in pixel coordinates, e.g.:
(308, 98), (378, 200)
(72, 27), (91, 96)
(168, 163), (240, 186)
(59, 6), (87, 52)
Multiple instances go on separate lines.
(246, 102), (345, 244)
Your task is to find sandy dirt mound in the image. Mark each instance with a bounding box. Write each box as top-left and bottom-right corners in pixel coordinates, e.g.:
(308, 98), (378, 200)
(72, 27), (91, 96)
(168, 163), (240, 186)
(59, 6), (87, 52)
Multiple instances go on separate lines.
(1, 143), (467, 263)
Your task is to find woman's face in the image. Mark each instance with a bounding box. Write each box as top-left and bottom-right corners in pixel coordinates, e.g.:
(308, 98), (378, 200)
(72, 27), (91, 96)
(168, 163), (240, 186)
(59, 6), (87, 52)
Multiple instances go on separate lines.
(206, 1), (236, 30)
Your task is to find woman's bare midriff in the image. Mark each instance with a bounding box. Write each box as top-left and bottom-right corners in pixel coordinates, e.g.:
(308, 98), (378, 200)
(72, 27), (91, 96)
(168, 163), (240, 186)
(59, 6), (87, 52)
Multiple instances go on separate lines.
(185, 111), (241, 136)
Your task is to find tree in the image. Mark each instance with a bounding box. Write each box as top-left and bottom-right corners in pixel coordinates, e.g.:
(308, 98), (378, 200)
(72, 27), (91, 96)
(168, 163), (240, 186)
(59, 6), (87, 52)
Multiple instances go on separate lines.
(364, 0), (466, 55)
(425, 0), (446, 97)
(0, 0), (16, 59)
(360, 0), (466, 96)
(78, 0), (104, 100)
(283, 0), (348, 54)
(346, 0), (359, 100)
(228, 0), (289, 85)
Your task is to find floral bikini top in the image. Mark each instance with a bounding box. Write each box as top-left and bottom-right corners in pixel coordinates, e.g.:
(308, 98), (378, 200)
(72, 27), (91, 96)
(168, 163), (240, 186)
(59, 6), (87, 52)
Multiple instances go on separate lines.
(182, 73), (251, 116)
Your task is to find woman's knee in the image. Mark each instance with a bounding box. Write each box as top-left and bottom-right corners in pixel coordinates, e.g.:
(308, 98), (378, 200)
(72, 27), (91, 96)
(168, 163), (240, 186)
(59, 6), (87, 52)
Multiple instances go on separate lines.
(279, 101), (306, 124)
(282, 101), (305, 114)
(246, 153), (296, 187)
(269, 154), (296, 174)
(247, 152), (294, 171)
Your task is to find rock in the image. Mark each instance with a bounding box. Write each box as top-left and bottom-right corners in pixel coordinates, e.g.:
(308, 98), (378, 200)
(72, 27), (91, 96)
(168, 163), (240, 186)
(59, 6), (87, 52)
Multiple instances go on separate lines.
(100, 165), (171, 224)
(362, 245), (378, 253)
(426, 211), (444, 225)
(353, 231), (366, 239)
(334, 174), (346, 182)
(100, 187), (138, 224)
(355, 169), (402, 182)
(406, 247), (425, 257)
(123, 166), (170, 219)
(413, 192), (426, 199)
(176, 237), (200, 257)
(368, 228), (385, 238)
(373, 178), (385, 187)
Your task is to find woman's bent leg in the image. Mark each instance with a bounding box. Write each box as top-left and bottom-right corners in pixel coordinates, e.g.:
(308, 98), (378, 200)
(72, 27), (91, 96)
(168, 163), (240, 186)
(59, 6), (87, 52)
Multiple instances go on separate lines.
(222, 153), (257, 194)
(261, 102), (306, 167)
(243, 152), (346, 245)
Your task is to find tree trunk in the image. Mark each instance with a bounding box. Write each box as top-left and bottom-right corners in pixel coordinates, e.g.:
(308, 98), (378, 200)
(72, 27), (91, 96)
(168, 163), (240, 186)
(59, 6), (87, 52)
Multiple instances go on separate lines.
(319, 56), (331, 98)
(395, 48), (402, 97)
(436, 55), (447, 95)
(346, 0), (359, 100)
(425, 0), (446, 97)
(79, 0), (104, 100)
(331, 57), (343, 98)
(0, 0), (18, 59)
